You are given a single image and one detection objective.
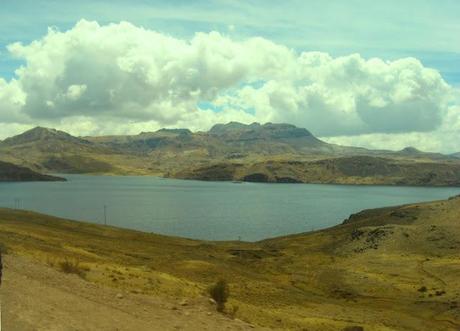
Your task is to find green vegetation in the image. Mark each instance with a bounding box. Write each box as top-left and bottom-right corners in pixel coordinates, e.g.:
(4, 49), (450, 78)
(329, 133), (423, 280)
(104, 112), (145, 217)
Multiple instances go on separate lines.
(57, 258), (88, 278)
(208, 279), (230, 312)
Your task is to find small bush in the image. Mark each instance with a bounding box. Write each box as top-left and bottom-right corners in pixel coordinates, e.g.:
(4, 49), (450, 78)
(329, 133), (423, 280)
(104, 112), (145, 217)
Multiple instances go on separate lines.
(58, 259), (86, 278)
(418, 286), (427, 293)
(208, 279), (229, 312)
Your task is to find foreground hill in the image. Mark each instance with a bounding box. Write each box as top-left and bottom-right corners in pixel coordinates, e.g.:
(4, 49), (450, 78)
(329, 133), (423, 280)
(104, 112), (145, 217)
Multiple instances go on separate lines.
(1, 195), (459, 330)
(1, 123), (459, 186)
(0, 160), (65, 182)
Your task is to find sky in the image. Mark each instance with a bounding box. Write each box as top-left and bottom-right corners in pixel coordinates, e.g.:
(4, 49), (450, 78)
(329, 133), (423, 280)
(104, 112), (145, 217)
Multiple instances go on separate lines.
(0, 0), (459, 153)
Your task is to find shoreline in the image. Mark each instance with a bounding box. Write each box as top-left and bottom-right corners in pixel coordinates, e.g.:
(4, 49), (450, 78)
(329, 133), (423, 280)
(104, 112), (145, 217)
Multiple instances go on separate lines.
(41, 172), (460, 188)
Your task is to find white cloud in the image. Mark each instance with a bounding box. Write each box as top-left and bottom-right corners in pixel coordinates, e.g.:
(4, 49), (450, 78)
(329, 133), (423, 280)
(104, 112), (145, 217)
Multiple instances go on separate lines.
(0, 19), (458, 152)
(65, 84), (87, 101)
(0, 78), (26, 123)
(324, 105), (460, 153)
(223, 54), (452, 136)
(323, 130), (459, 154)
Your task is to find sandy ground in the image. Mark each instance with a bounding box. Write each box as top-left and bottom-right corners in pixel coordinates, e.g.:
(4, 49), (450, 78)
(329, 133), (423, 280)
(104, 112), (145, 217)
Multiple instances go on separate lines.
(1, 254), (268, 331)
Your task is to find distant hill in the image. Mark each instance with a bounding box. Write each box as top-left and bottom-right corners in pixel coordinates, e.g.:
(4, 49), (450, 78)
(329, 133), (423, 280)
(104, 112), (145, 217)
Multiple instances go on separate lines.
(87, 121), (369, 157)
(1, 122), (459, 186)
(173, 155), (460, 186)
(0, 160), (65, 182)
(0, 127), (137, 174)
(1, 127), (91, 149)
(452, 152), (460, 159)
(388, 146), (452, 161)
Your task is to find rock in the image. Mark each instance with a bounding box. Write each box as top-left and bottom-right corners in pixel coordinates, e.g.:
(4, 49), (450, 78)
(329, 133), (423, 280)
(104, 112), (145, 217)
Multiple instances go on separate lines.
(179, 299), (188, 306)
(116, 293), (123, 299)
(207, 312), (212, 316)
(208, 298), (216, 305)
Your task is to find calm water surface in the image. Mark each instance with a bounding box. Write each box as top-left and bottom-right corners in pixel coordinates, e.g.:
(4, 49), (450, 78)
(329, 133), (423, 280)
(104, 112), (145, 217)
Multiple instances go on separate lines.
(0, 175), (458, 241)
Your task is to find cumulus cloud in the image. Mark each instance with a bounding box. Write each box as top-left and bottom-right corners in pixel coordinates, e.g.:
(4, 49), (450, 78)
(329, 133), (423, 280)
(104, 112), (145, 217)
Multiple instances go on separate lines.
(324, 104), (460, 153)
(5, 20), (293, 125)
(0, 19), (458, 152)
(222, 53), (452, 136)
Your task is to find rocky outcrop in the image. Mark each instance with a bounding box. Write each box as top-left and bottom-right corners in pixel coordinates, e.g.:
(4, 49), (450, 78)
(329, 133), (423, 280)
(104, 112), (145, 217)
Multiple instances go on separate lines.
(0, 161), (66, 182)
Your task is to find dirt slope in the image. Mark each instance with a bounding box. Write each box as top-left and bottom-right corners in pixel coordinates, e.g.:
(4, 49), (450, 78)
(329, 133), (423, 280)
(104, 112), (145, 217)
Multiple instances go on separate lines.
(1, 254), (267, 331)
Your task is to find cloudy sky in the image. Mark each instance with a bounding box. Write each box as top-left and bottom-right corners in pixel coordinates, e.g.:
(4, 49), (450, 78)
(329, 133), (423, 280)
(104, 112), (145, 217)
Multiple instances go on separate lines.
(0, 0), (459, 153)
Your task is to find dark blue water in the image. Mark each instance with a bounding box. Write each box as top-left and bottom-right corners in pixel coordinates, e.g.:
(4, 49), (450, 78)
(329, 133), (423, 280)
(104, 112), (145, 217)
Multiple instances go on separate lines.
(0, 175), (458, 241)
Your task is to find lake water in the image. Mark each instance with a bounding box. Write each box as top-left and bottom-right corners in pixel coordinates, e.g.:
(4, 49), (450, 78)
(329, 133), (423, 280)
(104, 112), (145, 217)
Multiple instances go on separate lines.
(0, 175), (458, 241)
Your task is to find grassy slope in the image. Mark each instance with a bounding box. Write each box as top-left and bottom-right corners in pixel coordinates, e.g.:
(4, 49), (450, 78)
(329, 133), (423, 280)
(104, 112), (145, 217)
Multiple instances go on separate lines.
(0, 160), (66, 182)
(1, 196), (460, 330)
(172, 156), (460, 186)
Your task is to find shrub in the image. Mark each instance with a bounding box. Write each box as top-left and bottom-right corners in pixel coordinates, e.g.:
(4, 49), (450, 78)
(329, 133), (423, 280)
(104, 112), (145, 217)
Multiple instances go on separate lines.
(58, 259), (87, 278)
(418, 286), (427, 293)
(208, 279), (229, 312)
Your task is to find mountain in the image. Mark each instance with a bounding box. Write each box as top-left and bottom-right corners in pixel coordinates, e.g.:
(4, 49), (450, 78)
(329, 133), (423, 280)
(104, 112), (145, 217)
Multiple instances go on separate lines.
(399, 146), (422, 154)
(387, 146), (453, 161)
(88, 121), (369, 158)
(1, 127), (91, 150)
(210, 122), (315, 138)
(1, 123), (459, 186)
(0, 160), (65, 182)
(0, 127), (149, 174)
(452, 152), (460, 159)
(207, 122), (336, 154)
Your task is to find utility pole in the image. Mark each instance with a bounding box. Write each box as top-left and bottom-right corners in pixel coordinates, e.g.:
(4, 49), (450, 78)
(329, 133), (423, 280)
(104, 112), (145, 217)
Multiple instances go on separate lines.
(104, 205), (107, 225)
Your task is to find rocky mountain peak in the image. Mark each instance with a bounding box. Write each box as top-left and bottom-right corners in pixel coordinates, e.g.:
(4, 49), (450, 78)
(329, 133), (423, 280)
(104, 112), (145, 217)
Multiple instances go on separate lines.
(2, 126), (90, 146)
(209, 121), (314, 139)
(400, 146), (422, 154)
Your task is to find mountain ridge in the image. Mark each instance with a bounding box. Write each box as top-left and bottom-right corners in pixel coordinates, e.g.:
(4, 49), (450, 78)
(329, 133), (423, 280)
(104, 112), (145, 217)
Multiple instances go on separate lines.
(2, 126), (91, 147)
(1, 122), (459, 186)
(2, 123), (454, 158)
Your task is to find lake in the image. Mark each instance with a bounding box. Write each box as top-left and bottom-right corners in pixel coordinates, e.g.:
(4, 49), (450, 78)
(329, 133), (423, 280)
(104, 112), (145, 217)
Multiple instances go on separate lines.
(0, 175), (458, 241)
